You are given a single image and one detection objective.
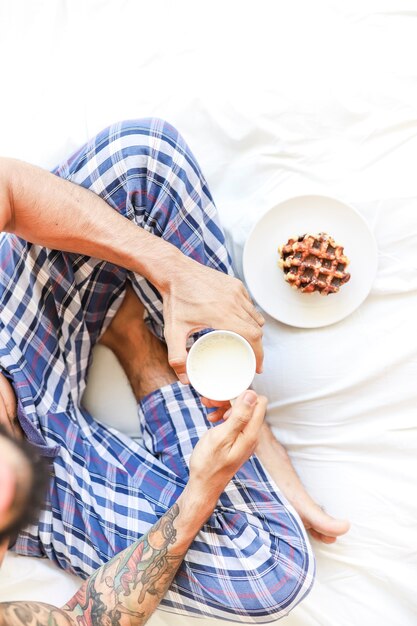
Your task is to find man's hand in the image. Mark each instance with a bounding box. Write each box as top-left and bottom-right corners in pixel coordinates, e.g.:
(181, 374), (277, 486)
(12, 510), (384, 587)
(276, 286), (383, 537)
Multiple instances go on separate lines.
(201, 397), (232, 423)
(162, 255), (265, 383)
(188, 390), (267, 502)
(0, 372), (21, 440)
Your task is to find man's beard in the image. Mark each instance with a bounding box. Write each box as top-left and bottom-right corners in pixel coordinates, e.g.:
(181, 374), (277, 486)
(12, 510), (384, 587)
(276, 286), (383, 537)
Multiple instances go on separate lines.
(0, 423), (50, 545)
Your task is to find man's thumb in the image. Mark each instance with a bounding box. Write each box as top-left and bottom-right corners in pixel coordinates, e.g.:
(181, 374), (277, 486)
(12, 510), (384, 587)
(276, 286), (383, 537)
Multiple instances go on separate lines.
(165, 325), (189, 384)
(224, 390), (258, 438)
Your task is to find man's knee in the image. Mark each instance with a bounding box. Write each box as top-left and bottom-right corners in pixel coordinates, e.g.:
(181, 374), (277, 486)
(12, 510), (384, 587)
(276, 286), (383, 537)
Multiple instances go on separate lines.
(110, 117), (193, 193)
(117, 117), (186, 156)
(187, 535), (315, 622)
(229, 549), (315, 622)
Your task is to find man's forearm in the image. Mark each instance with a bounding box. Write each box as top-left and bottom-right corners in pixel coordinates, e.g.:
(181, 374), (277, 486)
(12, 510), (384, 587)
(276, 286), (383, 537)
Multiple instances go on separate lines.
(62, 482), (215, 625)
(0, 158), (182, 292)
(0, 484), (216, 626)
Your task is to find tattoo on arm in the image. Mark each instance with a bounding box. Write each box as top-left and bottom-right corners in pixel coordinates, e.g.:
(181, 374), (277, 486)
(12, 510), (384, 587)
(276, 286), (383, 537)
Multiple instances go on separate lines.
(0, 602), (74, 626)
(63, 503), (187, 626)
(0, 504), (189, 626)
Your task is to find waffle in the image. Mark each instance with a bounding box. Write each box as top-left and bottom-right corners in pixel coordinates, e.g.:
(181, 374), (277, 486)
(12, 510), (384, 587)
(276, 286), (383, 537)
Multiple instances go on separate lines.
(278, 232), (350, 295)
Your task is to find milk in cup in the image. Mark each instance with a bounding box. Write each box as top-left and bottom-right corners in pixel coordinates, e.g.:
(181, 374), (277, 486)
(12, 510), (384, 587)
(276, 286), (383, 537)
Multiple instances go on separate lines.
(186, 330), (256, 401)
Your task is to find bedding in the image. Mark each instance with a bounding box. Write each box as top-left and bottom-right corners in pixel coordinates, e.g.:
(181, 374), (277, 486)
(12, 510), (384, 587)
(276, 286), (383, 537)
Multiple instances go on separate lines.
(1, 1), (417, 625)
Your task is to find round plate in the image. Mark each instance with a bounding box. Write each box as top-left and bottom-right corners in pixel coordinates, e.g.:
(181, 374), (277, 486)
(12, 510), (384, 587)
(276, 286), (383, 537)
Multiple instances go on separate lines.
(242, 195), (378, 328)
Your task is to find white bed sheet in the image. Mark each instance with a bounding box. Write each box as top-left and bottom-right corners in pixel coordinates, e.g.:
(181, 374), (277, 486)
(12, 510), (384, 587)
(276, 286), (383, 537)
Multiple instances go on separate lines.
(1, 1), (417, 625)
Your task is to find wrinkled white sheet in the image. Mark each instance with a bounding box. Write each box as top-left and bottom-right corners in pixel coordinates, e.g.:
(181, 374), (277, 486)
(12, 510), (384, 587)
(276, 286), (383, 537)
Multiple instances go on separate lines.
(1, 1), (417, 625)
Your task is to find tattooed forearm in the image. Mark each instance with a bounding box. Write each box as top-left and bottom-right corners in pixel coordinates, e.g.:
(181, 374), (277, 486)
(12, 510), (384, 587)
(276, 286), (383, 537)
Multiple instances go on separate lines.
(63, 503), (188, 626)
(0, 602), (74, 626)
(0, 496), (210, 626)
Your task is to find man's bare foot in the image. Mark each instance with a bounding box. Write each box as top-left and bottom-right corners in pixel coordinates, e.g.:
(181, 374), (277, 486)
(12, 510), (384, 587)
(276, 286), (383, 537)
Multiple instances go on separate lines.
(99, 284), (177, 400)
(255, 423), (350, 544)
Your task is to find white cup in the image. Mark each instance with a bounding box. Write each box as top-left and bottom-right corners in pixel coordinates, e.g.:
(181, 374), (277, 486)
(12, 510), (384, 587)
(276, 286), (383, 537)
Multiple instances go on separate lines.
(186, 330), (256, 401)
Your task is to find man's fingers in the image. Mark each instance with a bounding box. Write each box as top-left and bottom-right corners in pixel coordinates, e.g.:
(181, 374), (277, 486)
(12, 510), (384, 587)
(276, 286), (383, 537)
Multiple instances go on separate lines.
(242, 299), (265, 327)
(202, 397), (231, 423)
(224, 390), (258, 439)
(201, 397), (230, 409)
(164, 324), (189, 384)
(207, 409), (226, 423)
(241, 285), (265, 323)
(225, 312), (264, 374)
(207, 406), (232, 423)
(241, 284), (253, 303)
(230, 295), (264, 373)
(222, 392), (267, 460)
(238, 322), (264, 374)
(237, 394), (267, 444)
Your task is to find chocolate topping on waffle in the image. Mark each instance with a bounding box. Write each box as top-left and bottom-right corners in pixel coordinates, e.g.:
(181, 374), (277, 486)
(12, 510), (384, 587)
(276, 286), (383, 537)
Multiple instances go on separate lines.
(278, 233), (350, 295)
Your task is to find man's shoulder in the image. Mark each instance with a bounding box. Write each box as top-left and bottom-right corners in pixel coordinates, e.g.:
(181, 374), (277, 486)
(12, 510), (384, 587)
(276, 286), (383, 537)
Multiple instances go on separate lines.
(0, 601), (74, 626)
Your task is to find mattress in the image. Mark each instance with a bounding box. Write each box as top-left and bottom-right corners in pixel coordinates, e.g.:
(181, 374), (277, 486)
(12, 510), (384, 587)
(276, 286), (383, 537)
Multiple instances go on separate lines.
(1, 1), (417, 625)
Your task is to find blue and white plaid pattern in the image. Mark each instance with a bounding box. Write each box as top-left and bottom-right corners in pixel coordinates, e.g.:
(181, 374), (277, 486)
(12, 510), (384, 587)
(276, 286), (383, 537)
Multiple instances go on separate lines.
(0, 119), (314, 622)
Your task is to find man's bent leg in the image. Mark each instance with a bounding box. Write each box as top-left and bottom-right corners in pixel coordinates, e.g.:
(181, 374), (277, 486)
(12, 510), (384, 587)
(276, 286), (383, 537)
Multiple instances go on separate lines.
(138, 384), (315, 622)
(54, 117), (234, 343)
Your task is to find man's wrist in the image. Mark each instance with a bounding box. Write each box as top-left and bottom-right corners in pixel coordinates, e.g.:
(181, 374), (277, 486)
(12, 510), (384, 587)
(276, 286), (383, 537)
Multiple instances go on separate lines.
(176, 480), (218, 533)
(138, 237), (185, 294)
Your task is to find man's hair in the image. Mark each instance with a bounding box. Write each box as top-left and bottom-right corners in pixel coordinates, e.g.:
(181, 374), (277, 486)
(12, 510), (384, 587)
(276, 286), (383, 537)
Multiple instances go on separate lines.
(0, 424), (50, 545)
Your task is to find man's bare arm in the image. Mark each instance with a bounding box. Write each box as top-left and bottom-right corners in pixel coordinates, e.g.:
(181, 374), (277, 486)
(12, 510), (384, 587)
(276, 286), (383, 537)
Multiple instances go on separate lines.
(0, 158), (264, 379)
(0, 157), (180, 293)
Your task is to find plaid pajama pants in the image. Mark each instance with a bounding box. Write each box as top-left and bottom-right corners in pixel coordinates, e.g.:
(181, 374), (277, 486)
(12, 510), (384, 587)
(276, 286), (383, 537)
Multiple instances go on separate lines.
(0, 118), (314, 622)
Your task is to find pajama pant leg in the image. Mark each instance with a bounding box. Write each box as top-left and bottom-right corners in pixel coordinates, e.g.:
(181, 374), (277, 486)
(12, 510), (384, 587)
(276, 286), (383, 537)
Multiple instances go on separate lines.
(138, 382), (315, 622)
(53, 117), (232, 345)
(3, 118), (314, 622)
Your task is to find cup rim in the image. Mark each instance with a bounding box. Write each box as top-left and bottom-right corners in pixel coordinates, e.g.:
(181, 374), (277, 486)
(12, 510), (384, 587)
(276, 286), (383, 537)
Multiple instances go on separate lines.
(186, 330), (256, 401)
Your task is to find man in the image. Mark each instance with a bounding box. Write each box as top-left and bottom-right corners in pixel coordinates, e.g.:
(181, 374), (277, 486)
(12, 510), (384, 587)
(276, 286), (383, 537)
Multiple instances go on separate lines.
(0, 118), (349, 624)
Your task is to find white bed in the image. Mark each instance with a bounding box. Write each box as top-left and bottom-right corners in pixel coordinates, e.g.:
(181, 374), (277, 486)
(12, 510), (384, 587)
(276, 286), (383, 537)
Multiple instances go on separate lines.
(1, 1), (417, 624)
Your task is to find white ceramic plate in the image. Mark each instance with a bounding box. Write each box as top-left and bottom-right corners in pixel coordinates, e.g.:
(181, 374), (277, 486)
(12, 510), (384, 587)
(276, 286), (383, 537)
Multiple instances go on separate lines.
(243, 195), (378, 328)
